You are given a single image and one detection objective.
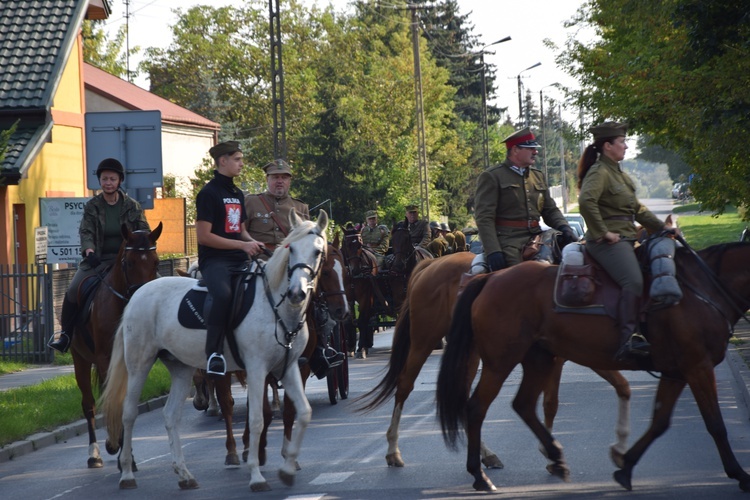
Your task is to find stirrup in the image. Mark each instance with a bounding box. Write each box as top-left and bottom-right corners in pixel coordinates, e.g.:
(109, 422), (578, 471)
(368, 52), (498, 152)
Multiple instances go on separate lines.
(323, 346), (344, 368)
(615, 333), (650, 361)
(47, 332), (71, 354)
(206, 353), (226, 376)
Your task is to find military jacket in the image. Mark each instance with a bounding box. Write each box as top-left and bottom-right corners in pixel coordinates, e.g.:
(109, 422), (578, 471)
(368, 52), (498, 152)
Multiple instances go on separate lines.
(474, 159), (567, 256)
(361, 224), (390, 255)
(408, 219), (431, 248)
(579, 155), (664, 241)
(79, 190), (149, 269)
(244, 191), (309, 248)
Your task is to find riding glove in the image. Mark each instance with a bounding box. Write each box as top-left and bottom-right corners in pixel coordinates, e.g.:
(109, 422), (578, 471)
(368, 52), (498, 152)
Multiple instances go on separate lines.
(557, 225), (579, 247)
(486, 252), (508, 272)
(85, 252), (101, 269)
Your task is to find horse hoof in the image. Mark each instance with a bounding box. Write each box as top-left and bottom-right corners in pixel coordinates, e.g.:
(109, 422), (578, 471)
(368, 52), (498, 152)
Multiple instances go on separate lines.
(193, 399), (208, 411)
(178, 478), (200, 490)
(225, 453), (240, 468)
(295, 460), (301, 472)
(546, 462), (570, 481)
(739, 478), (750, 492)
(88, 457), (104, 468)
(472, 475), (496, 492)
(609, 446), (625, 469)
(481, 454), (504, 469)
(386, 453), (405, 467)
(279, 469), (295, 486)
(613, 469), (632, 491)
(250, 482), (271, 492)
(119, 479), (137, 489)
(206, 408), (220, 417)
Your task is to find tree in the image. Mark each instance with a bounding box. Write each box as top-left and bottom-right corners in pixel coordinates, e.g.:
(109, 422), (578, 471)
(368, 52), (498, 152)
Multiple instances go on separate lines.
(635, 135), (691, 182)
(81, 20), (138, 80)
(557, 0), (750, 215)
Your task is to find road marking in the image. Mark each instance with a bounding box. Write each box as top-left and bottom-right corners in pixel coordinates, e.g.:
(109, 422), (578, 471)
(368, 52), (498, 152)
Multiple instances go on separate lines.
(309, 471), (354, 485)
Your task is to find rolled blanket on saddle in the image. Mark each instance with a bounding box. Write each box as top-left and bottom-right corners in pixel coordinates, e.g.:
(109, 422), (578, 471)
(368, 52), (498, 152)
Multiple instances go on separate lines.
(648, 237), (682, 305)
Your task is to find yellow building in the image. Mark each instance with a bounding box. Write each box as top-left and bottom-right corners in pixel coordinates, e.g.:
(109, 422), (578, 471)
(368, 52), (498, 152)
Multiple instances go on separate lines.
(0, 0), (111, 266)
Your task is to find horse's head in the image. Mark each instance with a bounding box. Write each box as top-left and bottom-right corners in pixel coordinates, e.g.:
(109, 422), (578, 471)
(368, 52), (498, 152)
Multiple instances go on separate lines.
(117, 222), (163, 296)
(314, 242), (351, 321)
(389, 221), (412, 274)
(267, 210), (328, 307)
(341, 222), (365, 275)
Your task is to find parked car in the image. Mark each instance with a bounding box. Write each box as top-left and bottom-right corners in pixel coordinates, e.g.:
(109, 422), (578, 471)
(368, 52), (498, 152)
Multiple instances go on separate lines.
(563, 213), (586, 234)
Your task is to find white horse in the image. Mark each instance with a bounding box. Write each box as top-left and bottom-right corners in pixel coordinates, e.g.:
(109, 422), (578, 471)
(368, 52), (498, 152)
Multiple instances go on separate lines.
(100, 211), (328, 492)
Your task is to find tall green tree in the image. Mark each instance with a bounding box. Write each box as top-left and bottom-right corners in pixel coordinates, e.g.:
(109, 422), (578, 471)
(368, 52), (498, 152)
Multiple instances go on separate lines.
(557, 0), (750, 215)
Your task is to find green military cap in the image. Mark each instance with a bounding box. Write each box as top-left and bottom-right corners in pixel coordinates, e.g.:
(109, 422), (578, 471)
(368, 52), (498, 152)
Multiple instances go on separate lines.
(405, 204), (419, 212)
(503, 127), (541, 149)
(365, 210), (378, 219)
(209, 141), (241, 160)
(589, 121), (628, 141)
(262, 159), (293, 176)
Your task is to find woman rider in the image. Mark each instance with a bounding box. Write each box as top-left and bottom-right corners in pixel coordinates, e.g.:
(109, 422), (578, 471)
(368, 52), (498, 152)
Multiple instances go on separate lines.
(48, 158), (150, 353)
(577, 122), (669, 361)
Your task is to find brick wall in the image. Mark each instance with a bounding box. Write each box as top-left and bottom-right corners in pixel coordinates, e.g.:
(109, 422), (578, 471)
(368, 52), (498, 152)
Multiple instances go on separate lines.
(144, 198), (186, 255)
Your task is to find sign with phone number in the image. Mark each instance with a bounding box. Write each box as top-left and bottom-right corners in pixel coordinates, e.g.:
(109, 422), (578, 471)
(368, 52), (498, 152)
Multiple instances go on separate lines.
(39, 197), (91, 264)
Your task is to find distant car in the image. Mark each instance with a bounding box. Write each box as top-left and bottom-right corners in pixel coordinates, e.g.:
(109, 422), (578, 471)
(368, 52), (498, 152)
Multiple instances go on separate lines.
(672, 183), (686, 199)
(567, 220), (584, 239)
(563, 213), (586, 233)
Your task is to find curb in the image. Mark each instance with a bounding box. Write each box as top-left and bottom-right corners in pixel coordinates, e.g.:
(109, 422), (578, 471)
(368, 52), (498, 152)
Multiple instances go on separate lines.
(0, 394), (169, 463)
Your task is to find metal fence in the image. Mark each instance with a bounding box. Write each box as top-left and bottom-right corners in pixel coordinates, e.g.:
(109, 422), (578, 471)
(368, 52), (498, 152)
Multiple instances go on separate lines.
(0, 257), (197, 363)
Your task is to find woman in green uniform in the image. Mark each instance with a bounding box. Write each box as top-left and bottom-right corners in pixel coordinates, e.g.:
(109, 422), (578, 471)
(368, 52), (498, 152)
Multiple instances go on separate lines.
(577, 122), (668, 361)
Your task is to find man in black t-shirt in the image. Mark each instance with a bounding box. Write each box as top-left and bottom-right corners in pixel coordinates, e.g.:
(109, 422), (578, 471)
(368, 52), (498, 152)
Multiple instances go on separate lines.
(196, 141), (264, 376)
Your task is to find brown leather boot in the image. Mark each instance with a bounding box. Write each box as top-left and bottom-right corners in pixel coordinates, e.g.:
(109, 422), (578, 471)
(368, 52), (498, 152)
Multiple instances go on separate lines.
(614, 289), (650, 361)
(48, 297), (77, 353)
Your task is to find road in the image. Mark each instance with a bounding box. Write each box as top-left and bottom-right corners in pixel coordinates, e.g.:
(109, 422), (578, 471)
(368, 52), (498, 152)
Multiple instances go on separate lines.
(2, 325), (750, 499)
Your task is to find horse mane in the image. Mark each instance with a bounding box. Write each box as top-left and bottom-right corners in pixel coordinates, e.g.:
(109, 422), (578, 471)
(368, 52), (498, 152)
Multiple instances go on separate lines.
(264, 219), (323, 289)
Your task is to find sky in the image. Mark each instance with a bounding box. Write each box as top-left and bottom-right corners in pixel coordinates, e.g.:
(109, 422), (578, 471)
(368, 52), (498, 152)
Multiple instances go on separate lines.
(103, 0), (589, 118)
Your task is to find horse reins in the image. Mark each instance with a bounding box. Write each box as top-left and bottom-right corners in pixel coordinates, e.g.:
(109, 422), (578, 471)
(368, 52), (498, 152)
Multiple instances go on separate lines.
(97, 242), (158, 303)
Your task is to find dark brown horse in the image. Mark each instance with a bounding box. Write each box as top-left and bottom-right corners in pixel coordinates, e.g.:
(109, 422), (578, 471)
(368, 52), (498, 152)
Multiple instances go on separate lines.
(341, 222), (415, 356)
(72, 222), (162, 468)
(206, 235), (351, 468)
(359, 251), (631, 469)
(437, 241), (750, 493)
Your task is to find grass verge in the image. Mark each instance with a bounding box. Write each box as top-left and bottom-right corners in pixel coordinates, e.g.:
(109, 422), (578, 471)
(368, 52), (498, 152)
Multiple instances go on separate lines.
(676, 211), (745, 249)
(0, 360), (171, 447)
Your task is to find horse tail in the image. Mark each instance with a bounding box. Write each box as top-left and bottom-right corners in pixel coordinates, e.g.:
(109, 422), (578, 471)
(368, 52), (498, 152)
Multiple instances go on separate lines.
(355, 301), (412, 412)
(436, 273), (490, 449)
(100, 322), (128, 446)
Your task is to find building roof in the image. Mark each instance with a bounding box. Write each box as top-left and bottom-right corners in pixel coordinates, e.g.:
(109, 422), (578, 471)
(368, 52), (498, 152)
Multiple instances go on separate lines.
(84, 63), (221, 131)
(0, 0), (92, 182)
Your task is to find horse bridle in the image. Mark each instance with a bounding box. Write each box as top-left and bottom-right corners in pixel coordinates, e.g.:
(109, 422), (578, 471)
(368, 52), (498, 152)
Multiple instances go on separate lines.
(389, 225), (413, 274)
(99, 241), (157, 302)
(315, 244), (348, 303)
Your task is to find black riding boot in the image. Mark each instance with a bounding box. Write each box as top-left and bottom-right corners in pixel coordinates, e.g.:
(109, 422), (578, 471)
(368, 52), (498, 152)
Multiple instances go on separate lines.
(48, 297), (77, 353)
(205, 324), (226, 376)
(309, 331), (345, 379)
(614, 289), (650, 361)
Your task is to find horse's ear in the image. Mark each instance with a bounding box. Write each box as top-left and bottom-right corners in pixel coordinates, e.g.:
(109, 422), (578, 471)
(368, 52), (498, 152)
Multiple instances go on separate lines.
(317, 209), (329, 234)
(332, 229), (341, 249)
(665, 214), (673, 227)
(149, 222), (163, 244)
(289, 210), (303, 229)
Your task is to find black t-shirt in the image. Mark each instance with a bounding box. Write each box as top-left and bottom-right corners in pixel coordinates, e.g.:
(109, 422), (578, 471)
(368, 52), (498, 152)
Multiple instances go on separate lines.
(196, 170), (248, 265)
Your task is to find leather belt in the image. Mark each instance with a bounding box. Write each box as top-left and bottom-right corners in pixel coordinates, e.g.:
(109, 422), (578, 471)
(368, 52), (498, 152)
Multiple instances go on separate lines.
(495, 218), (539, 228)
(604, 215), (635, 222)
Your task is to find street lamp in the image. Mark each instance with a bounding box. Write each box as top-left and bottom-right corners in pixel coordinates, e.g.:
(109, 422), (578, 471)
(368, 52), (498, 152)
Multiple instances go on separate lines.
(517, 62), (541, 126)
(539, 83), (559, 182)
(478, 36), (511, 169)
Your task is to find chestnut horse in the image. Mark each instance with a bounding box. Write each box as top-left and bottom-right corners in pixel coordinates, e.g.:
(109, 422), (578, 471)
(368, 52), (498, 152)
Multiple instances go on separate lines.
(437, 241), (750, 493)
(359, 250), (631, 469)
(70, 223), (162, 469)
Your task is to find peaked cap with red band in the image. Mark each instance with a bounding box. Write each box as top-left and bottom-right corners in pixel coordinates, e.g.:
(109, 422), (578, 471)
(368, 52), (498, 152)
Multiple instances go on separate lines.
(503, 127), (541, 149)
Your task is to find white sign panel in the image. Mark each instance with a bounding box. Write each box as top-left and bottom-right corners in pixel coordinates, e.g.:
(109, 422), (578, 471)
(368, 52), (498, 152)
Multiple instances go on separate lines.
(39, 198), (90, 264)
(34, 226), (48, 256)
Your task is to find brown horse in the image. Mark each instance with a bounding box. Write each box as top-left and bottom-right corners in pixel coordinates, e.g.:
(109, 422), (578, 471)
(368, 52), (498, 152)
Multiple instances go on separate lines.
(359, 250), (631, 469)
(71, 222), (162, 468)
(206, 235), (351, 468)
(437, 241), (750, 493)
(341, 222), (415, 356)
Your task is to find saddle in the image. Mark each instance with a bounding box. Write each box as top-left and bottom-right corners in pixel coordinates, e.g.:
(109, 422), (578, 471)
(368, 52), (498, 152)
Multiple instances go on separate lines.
(177, 265), (261, 369)
(72, 269), (109, 352)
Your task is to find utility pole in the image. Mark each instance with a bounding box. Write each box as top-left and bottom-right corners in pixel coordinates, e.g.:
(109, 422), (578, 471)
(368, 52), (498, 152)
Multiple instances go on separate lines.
(478, 36), (511, 170)
(516, 62), (541, 126)
(268, 0), (287, 161)
(559, 103), (567, 213)
(124, 0), (131, 82)
(409, 4), (429, 219)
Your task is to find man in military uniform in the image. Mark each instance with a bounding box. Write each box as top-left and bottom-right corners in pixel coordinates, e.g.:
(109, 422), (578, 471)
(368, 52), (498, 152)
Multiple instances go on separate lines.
(405, 204), (431, 248)
(361, 209), (389, 267)
(244, 159), (309, 253)
(244, 159), (343, 373)
(474, 127), (578, 271)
